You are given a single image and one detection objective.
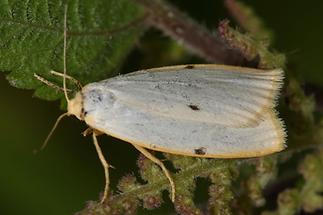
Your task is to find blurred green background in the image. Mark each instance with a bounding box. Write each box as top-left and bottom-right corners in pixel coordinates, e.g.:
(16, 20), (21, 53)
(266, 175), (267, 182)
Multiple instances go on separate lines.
(1, 0), (323, 214)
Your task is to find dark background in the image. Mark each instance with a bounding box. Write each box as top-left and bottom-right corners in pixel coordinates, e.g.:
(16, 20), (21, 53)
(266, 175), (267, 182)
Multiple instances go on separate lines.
(1, 0), (322, 214)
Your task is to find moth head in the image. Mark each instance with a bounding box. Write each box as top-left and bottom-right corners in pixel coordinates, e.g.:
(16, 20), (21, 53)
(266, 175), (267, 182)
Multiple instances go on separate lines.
(68, 92), (84, 121)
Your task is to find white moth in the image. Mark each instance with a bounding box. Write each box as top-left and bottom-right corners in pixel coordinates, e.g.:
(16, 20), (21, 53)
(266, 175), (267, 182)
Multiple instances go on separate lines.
(36, 5), (286, 204)
(68, 64), (286, 158)
(40, 64), (286, 204)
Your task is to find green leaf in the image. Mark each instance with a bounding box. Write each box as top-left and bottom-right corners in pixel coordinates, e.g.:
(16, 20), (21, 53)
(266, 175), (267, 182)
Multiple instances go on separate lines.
(0, 0), (145, 101)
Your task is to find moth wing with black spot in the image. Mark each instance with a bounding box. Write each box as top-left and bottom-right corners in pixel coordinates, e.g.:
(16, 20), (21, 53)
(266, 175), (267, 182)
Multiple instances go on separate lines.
(81, 64), (286, 157)
(84, 64), (283, 127)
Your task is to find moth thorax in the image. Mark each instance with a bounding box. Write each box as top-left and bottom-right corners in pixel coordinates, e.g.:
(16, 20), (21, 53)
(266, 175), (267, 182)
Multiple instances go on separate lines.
(68, 92), (84, 120)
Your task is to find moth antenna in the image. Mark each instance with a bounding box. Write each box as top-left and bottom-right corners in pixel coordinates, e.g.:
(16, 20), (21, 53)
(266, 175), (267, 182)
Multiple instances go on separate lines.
(63, 4), (69, 103)
(35, 112), (69, 153)
(34, 4), (71, 154)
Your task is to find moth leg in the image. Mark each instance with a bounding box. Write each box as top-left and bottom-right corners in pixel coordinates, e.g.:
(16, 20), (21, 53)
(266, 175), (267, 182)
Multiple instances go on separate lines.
(92, 132), (110, 204)
(132, 144), (176, 202)
(83, 128), (104, 137)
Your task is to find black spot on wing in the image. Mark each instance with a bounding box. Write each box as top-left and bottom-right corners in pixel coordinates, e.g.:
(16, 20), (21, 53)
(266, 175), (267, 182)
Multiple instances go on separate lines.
(184, 65), (195, 69)
(194, 147), (206, 155)
(188, 104), (200, 111)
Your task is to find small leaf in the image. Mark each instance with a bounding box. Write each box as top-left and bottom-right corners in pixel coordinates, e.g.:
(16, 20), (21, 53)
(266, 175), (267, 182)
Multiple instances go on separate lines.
(277, 189), (300, 215)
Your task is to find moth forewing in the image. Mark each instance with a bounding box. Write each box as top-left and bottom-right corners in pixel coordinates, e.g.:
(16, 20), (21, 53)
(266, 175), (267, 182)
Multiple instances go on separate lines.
(89, 65), (284, 128)
(73, 65), (286, 158)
